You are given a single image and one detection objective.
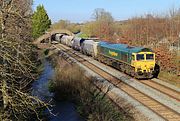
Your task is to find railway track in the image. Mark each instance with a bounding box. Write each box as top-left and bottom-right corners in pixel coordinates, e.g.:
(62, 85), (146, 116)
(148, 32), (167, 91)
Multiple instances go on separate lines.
(54, 44), (180, 121)
(141, 80), (180, 102)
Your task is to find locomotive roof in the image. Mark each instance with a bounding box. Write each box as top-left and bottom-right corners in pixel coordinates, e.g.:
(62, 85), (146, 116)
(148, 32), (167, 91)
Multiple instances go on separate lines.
(98, 41), (153, 53)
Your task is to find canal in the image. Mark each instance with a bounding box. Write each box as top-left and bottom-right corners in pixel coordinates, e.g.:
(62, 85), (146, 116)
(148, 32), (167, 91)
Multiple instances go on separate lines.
(32, 60), (83, 121)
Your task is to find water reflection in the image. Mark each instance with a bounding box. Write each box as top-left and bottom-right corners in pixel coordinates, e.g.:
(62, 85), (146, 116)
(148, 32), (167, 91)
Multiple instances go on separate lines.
(32, 60), (54, 100)
(32, 60), (83, 121)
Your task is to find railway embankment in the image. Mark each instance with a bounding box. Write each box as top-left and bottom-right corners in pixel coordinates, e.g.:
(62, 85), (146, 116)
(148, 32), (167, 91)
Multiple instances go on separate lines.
(52, 47), (163, 121)
(158, 71), (180, 87)
(53, 43), (180, 121)
(48, 53), (134, 121)
(71, 48), (180, 111)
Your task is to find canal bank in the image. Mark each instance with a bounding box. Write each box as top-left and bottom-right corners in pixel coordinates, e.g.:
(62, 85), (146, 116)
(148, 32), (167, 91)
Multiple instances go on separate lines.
(32, 59), (83, 121)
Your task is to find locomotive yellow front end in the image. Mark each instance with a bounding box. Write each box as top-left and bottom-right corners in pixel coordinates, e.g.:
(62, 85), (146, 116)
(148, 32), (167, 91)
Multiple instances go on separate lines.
(131, 52), (155, 78)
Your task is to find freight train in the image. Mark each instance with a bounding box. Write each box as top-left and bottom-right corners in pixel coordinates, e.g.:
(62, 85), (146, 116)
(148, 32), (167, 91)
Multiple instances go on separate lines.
(53, 33), (157, 79)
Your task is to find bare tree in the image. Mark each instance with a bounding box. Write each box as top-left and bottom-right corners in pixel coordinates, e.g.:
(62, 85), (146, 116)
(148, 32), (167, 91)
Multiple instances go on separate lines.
(0, 0), (51, 120)
(92, 8), (115, 40)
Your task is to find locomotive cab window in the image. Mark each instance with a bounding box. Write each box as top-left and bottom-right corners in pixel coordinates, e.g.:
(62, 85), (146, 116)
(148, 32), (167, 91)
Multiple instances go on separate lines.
(136, 54), (144, 60)
(146, 54), (154, 60)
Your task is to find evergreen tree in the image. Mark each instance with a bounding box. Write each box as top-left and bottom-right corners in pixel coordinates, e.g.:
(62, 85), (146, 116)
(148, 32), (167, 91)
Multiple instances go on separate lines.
(32, 5), (51, 39)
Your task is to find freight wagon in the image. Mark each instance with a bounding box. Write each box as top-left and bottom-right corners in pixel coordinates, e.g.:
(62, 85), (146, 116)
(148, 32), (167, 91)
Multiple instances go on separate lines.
(72, 37), (86, 51)
(61, 35), (74, 46)
(81, 40), (99, 57)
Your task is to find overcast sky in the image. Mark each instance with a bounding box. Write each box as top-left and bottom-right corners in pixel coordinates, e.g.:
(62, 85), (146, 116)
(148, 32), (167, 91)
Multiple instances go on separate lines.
(33, 0), (180, 23)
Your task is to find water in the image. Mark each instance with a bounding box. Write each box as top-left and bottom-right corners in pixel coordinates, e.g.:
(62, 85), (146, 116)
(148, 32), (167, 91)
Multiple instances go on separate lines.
(32, 60), (54, 101)
(49, 101), (83, 121)
(32, 60), (83, 121)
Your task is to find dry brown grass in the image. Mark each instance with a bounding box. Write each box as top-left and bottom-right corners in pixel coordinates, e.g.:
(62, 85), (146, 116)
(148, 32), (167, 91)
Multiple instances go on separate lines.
(48, 55), (133, 121)
(159, 71), (180, 87)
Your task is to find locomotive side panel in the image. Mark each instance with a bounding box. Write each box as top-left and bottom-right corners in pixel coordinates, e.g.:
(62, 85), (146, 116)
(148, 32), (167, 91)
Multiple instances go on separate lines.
(97, 42), (132, 64)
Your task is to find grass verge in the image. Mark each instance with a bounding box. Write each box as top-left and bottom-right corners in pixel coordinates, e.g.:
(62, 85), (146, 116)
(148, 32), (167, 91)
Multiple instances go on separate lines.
(158, 71), (180, 87)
